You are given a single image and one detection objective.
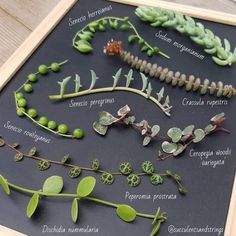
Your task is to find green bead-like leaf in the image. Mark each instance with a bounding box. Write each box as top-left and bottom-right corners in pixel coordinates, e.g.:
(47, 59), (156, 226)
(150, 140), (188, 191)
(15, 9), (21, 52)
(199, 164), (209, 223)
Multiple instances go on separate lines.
(116, 205), (137, 222)
(128, 35), (136, 43)
(42, 176), (63, 194)
(162, 141), (178, 154)
(71, 198), (79, 223)
(204, 124), (216, 134)
(193, 129), (205, 143)
(14, 153), (24, 162)
(167, 127), (182, 143)
(93, 121), (108, 136)
(37, 160), (51, 171)
(69, 167), (81, 178)
(99, 111), (116, 125)
(26, 193), (39, 218)
(0, 175), (10, 195)
(77, 176), (96, 197)
(182, 125), (195, 136)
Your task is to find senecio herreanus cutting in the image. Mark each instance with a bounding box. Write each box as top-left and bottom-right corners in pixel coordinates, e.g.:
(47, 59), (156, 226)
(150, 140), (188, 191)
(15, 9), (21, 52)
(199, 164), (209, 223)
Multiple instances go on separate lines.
(135, 6), (236, 67)
(104, 40), (236, 98)
(0, 175), (167, 236)
(93, 105), (230, 160)
(0, 138), (186, 194)
(14, 60), (84, 140)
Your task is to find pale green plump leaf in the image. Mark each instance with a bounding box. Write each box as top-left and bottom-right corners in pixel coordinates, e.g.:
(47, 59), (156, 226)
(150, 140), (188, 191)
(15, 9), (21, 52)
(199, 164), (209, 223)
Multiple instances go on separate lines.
(204, 124), (216, 134)
(125, 69), (134, 87)
(167, 127), (182, 143)
(112, 68), (122, 89)
(116, 204), (136, 222)
(193, 129), (205, 143)
(162, 141), (178, 154)
(173, 144), (186, 156)
(151, 125), (160, 137)
(182, 125), (195, 136)
(26, 193), (39, 218)
(99, 111), (117, 125)
(156, 88), (164, 102)
(77, 176), (96, 197)
(42, 176), (63, 194)
(71, 198), (79, 223)
(140, 73), (148, 91)
(211, 112), (225, 122)
(0, 175), (10, 195)
(93, 121), (108, 135)
(89, 70), (99, 90)
(143, 136), (151, 146)
(224, 38), (231, 52)
(117, 105), (131, 116)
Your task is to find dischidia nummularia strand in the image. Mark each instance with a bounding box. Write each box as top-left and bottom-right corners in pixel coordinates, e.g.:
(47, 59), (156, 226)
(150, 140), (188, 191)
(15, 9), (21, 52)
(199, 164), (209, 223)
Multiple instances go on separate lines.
(14, 60), (84, 139)
(135, 6), (236, 67)
(103, 40), (236, 98)
(0, 175), (167, 235)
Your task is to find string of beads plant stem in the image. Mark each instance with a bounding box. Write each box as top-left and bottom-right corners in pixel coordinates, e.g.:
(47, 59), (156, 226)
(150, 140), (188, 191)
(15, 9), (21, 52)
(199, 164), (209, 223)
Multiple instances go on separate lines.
(93, 105), (230, 160)
(0, 137), (186, 193)
(48, 70), (172, 116)
(0, 175), (167, 236)
(14, 60), (84, 140)
(103, 40), (236, 98)
(72, 16), (169, 59)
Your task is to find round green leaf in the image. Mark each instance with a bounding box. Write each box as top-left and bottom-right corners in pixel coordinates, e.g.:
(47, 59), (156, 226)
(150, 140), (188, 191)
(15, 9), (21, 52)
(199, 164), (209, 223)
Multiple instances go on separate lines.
(28, 147), (37, 156)
(77, 176), (96, 197)
(100, 172), (115, 185)
(99, 111), (116, 125)
(204, 124), (216, 134)
(193, 129), (205, 143)
(167, 127), (182, 143)
(0, 175), (10, 195)
(93, 121), (108, 135)
(211, 112), (225, 122)
(161, 141), (178, 154)
(71, 198), (79, 223)
(26, 193), (39, 218)
(116, 204), (137, 222)
(37, 160), (51, 171)
(182, 125), (195, 135)
(42, 176), (63, 194)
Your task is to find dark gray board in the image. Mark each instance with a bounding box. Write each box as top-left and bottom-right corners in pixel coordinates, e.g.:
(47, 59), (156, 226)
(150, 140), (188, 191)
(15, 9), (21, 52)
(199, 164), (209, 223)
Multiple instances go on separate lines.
(0, 0), (235, 235)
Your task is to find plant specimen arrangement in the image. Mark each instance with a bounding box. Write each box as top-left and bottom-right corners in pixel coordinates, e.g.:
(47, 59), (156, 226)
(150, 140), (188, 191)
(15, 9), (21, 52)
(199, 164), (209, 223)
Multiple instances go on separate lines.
(49, 69), (172, 116)
(135, 6), (236, 67)
(14, 60), (84, 139)
(0, 137), (185, 193)
(0, 175), (167, 235)
(93, 105), (229, 160)
(72, 16), (169, 59)
(104, 40), (236, 98)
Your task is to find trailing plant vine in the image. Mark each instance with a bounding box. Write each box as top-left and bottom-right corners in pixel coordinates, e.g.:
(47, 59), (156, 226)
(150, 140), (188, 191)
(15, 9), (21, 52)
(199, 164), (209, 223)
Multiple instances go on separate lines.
(72, 16), (169, 59)
(103, 40), (236, 98)
(49, 69), (172, 116)
(14, 60), (84, 139)
(0, 137), (185, 193)
(93, 105), (230, 160)
(135, 6), (236, 66)
(0, 175), (167, 235)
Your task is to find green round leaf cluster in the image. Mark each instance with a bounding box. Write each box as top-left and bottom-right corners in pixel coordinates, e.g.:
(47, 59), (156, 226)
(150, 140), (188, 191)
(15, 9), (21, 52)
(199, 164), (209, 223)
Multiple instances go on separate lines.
(119, 162), (133, 175)
(141, 161), (154, 174)
(91, 159), (100, 171)
(127, 174), (140, 187)
(37, 160), (51, 171)
(100, 172), (114, 185)
(68, 167), (81, 178)
(150, 174), (164, 185)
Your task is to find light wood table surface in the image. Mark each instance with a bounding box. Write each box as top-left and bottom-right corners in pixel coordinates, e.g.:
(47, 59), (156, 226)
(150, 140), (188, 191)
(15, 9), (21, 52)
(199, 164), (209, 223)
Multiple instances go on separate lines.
(0, 0), (236, 69)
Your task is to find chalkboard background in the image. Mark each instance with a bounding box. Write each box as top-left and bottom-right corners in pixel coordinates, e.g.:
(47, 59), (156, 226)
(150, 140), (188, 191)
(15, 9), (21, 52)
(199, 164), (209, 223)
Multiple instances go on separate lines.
(0, 0), (235, 235)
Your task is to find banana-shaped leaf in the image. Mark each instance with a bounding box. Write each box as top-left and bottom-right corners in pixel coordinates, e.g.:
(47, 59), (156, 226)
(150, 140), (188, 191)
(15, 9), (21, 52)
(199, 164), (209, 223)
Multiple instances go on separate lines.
(112, 68), (122, 89)
(89, 70), (99, 90)
(146, 82), (153, 98)
(74, 74), (82, 93)
(157, 87), (164, 102)
(58, 76), (71, 97)
(140, 73), (148, 91)
(125, 69), (134, 87)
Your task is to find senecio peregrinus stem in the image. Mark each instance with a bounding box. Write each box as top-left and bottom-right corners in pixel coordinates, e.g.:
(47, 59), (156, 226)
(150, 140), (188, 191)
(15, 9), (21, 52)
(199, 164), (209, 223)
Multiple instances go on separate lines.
(103, 39), (236, 99)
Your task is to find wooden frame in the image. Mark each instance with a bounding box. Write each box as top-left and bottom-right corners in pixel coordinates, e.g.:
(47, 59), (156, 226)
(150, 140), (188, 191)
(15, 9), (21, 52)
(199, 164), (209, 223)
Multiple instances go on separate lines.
(0, 0), (235, 235)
